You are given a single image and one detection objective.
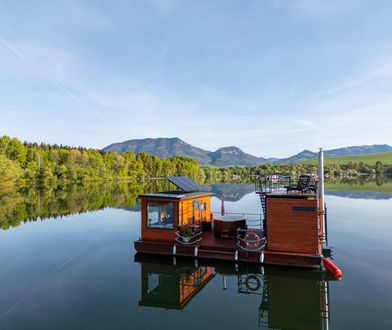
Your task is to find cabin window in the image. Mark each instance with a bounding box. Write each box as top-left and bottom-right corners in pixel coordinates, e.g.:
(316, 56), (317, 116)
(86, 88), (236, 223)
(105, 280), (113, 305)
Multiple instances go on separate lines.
(193, 200), (200, 209)
(147, 202), (174, 229)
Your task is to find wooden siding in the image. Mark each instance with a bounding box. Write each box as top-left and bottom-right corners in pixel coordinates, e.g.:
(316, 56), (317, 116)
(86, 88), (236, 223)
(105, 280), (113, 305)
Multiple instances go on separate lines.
(266, 197), (321, 255)
(140, 198), (179, 241)
(140, 194), (211, 241)
(179, 196), (211, 226)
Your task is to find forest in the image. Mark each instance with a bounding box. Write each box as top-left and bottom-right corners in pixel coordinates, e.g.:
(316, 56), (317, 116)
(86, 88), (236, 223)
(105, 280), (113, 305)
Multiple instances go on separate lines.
(0, 135), (204, 186)
(1, 135), (391, 188)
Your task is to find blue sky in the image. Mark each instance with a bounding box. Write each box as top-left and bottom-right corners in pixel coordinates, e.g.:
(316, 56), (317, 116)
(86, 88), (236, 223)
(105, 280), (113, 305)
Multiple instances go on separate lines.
(0, 0), (391, 157)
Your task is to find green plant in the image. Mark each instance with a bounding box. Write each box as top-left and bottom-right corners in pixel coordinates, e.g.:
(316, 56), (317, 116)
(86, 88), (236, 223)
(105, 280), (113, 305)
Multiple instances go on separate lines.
(182, 223), (193, 237)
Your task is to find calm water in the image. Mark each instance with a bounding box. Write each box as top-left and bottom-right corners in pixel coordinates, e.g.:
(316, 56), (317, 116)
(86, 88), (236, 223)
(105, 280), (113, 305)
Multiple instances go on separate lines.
(0, 178), (392, 329)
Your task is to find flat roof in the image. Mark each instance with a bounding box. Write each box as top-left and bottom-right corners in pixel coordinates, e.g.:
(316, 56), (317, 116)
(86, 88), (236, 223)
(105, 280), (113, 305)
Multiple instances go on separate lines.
(139, 191), (212, 200)
(262, 190), (317, 199)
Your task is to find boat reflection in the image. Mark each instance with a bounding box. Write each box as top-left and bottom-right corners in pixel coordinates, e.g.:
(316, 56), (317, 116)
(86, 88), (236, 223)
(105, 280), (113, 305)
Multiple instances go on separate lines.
(137, 255), (215, 309)
(135, 255), (334, 329)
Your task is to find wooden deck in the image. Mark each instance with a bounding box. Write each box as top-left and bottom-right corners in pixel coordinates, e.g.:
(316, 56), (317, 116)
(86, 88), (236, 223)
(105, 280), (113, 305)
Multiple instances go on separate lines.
(134, 230), (323, 269)
(199, 231), (237, 251)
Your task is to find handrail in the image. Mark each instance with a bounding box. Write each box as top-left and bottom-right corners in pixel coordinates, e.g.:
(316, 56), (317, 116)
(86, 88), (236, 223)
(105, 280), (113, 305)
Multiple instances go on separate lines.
(175, 229), (203, 245)
(255, 174), (291, 193)
(255, 174), (318, 194)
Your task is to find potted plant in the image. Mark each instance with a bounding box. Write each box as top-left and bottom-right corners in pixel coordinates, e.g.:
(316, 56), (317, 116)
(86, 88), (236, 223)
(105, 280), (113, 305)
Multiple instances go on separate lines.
(182, 223), (193, 243)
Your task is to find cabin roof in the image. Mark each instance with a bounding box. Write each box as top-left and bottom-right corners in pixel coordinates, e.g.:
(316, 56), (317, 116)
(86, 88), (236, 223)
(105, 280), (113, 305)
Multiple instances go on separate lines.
(139, 191), (212, 200)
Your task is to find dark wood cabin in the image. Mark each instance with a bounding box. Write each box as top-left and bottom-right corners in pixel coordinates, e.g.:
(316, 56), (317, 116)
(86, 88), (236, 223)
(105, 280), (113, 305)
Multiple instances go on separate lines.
(265, 192), (322, 256)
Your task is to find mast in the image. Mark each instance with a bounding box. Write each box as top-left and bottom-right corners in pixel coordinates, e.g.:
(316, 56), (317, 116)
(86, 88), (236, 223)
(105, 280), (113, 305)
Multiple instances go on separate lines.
(221, 193), (225, 216)
(318, 148), (325, 244)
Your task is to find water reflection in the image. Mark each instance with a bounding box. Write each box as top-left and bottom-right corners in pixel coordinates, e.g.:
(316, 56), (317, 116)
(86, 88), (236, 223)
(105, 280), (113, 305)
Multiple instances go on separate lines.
(208, 183), (255, 201)
(137, 255), (215, 309)
(136, 255), (333, 329)
(0, 181), (160, 230)
(324, 175), (392, 199)
(1, 176), (391, 230)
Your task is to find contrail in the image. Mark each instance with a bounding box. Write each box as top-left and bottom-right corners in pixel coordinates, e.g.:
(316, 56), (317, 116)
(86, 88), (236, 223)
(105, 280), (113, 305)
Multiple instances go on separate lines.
(0, 37), (104, 122)
(0, 37), (31, 64)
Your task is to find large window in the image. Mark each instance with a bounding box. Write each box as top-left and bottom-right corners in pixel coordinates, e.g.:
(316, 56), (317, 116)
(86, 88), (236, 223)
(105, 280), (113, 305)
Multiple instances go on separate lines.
(147, 202), (174, 229)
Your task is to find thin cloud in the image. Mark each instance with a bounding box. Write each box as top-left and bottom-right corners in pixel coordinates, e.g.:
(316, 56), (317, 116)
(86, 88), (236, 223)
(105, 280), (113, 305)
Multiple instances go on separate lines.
(0, 37), (104, 122)
(0, 37), (31, 64)
(274, 115), (317, 130)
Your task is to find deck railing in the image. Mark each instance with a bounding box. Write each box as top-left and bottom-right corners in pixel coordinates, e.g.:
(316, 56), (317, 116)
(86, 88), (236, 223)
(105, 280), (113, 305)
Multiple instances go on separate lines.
(254, 175), (291, 193)
(211, 211), (263, 229)
(236, 228), (267, 252)
(175, 227), (203, 245)
(255, 174), (318, 194)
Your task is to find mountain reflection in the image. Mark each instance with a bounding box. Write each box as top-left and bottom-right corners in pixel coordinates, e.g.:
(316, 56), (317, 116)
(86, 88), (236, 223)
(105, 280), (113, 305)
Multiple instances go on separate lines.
(135, 255), (333, 329)
(1, 176), (391, 230)
(208, 183), (255, 201)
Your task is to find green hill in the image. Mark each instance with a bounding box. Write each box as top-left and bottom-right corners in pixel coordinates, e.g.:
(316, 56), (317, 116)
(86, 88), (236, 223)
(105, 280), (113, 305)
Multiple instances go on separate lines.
(302, 151), (392, 165)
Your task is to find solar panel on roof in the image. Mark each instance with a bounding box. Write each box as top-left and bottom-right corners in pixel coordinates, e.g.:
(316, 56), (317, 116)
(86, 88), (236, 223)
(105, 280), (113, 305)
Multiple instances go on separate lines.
(166, 176), (201, 192)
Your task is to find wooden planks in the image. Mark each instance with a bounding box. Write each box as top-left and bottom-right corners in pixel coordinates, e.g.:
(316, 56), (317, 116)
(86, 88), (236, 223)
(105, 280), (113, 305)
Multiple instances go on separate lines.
(134, 238), (322, 269)
(266, 196), (321, 255)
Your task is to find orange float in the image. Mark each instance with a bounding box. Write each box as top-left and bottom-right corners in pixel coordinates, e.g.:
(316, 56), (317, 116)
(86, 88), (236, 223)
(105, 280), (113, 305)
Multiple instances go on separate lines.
(323, 258), (342, 279)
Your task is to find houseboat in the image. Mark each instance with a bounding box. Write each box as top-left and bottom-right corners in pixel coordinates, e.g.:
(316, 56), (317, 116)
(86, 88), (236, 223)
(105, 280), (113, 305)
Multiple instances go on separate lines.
(134, 149), (342, 278)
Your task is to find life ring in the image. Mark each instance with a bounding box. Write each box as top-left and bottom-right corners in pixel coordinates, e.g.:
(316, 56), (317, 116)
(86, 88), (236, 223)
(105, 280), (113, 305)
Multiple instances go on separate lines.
(244, 231), (260, 249)
(245, 274), (261, 292)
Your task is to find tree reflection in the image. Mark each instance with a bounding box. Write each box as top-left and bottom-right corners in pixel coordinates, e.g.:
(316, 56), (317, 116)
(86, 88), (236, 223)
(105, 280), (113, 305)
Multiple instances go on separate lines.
(0, 180), (167, 230)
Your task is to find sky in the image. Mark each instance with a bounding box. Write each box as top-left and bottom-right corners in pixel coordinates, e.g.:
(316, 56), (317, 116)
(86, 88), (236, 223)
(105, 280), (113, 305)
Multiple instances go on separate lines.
(0, 0), (392, 158)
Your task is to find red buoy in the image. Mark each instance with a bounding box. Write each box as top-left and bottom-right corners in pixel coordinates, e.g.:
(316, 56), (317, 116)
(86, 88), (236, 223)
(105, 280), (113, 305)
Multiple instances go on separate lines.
(323, 258), (342, 279)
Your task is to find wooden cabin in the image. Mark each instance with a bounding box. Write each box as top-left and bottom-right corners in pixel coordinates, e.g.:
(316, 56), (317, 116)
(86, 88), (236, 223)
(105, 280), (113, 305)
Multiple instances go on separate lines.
(265, 192), (322, 256)
(138, 176), (212, 242)
(139, 191), (212, 242)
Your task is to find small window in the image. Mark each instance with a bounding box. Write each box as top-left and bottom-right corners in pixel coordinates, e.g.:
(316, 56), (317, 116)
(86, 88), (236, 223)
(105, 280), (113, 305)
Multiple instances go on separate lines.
(193, 200), (200, 209)
(147, 201), (174, 229)
(201, 203), (206, 211)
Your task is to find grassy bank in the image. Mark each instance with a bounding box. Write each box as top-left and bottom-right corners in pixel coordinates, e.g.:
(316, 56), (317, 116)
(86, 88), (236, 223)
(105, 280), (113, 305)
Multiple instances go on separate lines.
(303, 151), (392, 166)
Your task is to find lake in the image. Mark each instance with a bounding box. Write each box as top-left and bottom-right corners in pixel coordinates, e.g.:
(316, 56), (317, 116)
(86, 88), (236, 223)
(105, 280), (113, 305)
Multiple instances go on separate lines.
(0, 177), (391, 329)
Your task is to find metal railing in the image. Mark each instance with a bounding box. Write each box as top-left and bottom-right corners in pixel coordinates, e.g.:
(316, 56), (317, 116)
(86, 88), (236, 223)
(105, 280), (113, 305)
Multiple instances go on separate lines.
(237, 228), (267, 252)
(255, 174), (319, 194)
(175, 227), (203, 245)
(255, 175), (291, 193)
(211, 211), (263, 229)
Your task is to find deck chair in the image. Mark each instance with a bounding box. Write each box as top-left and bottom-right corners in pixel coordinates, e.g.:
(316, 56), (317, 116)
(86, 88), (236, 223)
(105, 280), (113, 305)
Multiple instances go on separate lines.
(305, 176), (317, 193)
(287, 175), (311, 193)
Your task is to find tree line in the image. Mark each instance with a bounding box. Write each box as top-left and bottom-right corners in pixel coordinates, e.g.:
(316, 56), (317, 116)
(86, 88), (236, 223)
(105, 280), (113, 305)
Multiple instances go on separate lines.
(1, 135), (391, 187)
(203, 160), (392, 182)
(0, 136), (204, 186)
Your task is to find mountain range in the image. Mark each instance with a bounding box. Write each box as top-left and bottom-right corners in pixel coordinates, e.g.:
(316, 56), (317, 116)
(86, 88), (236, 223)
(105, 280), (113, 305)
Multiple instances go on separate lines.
(102, 138), (392, 167)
